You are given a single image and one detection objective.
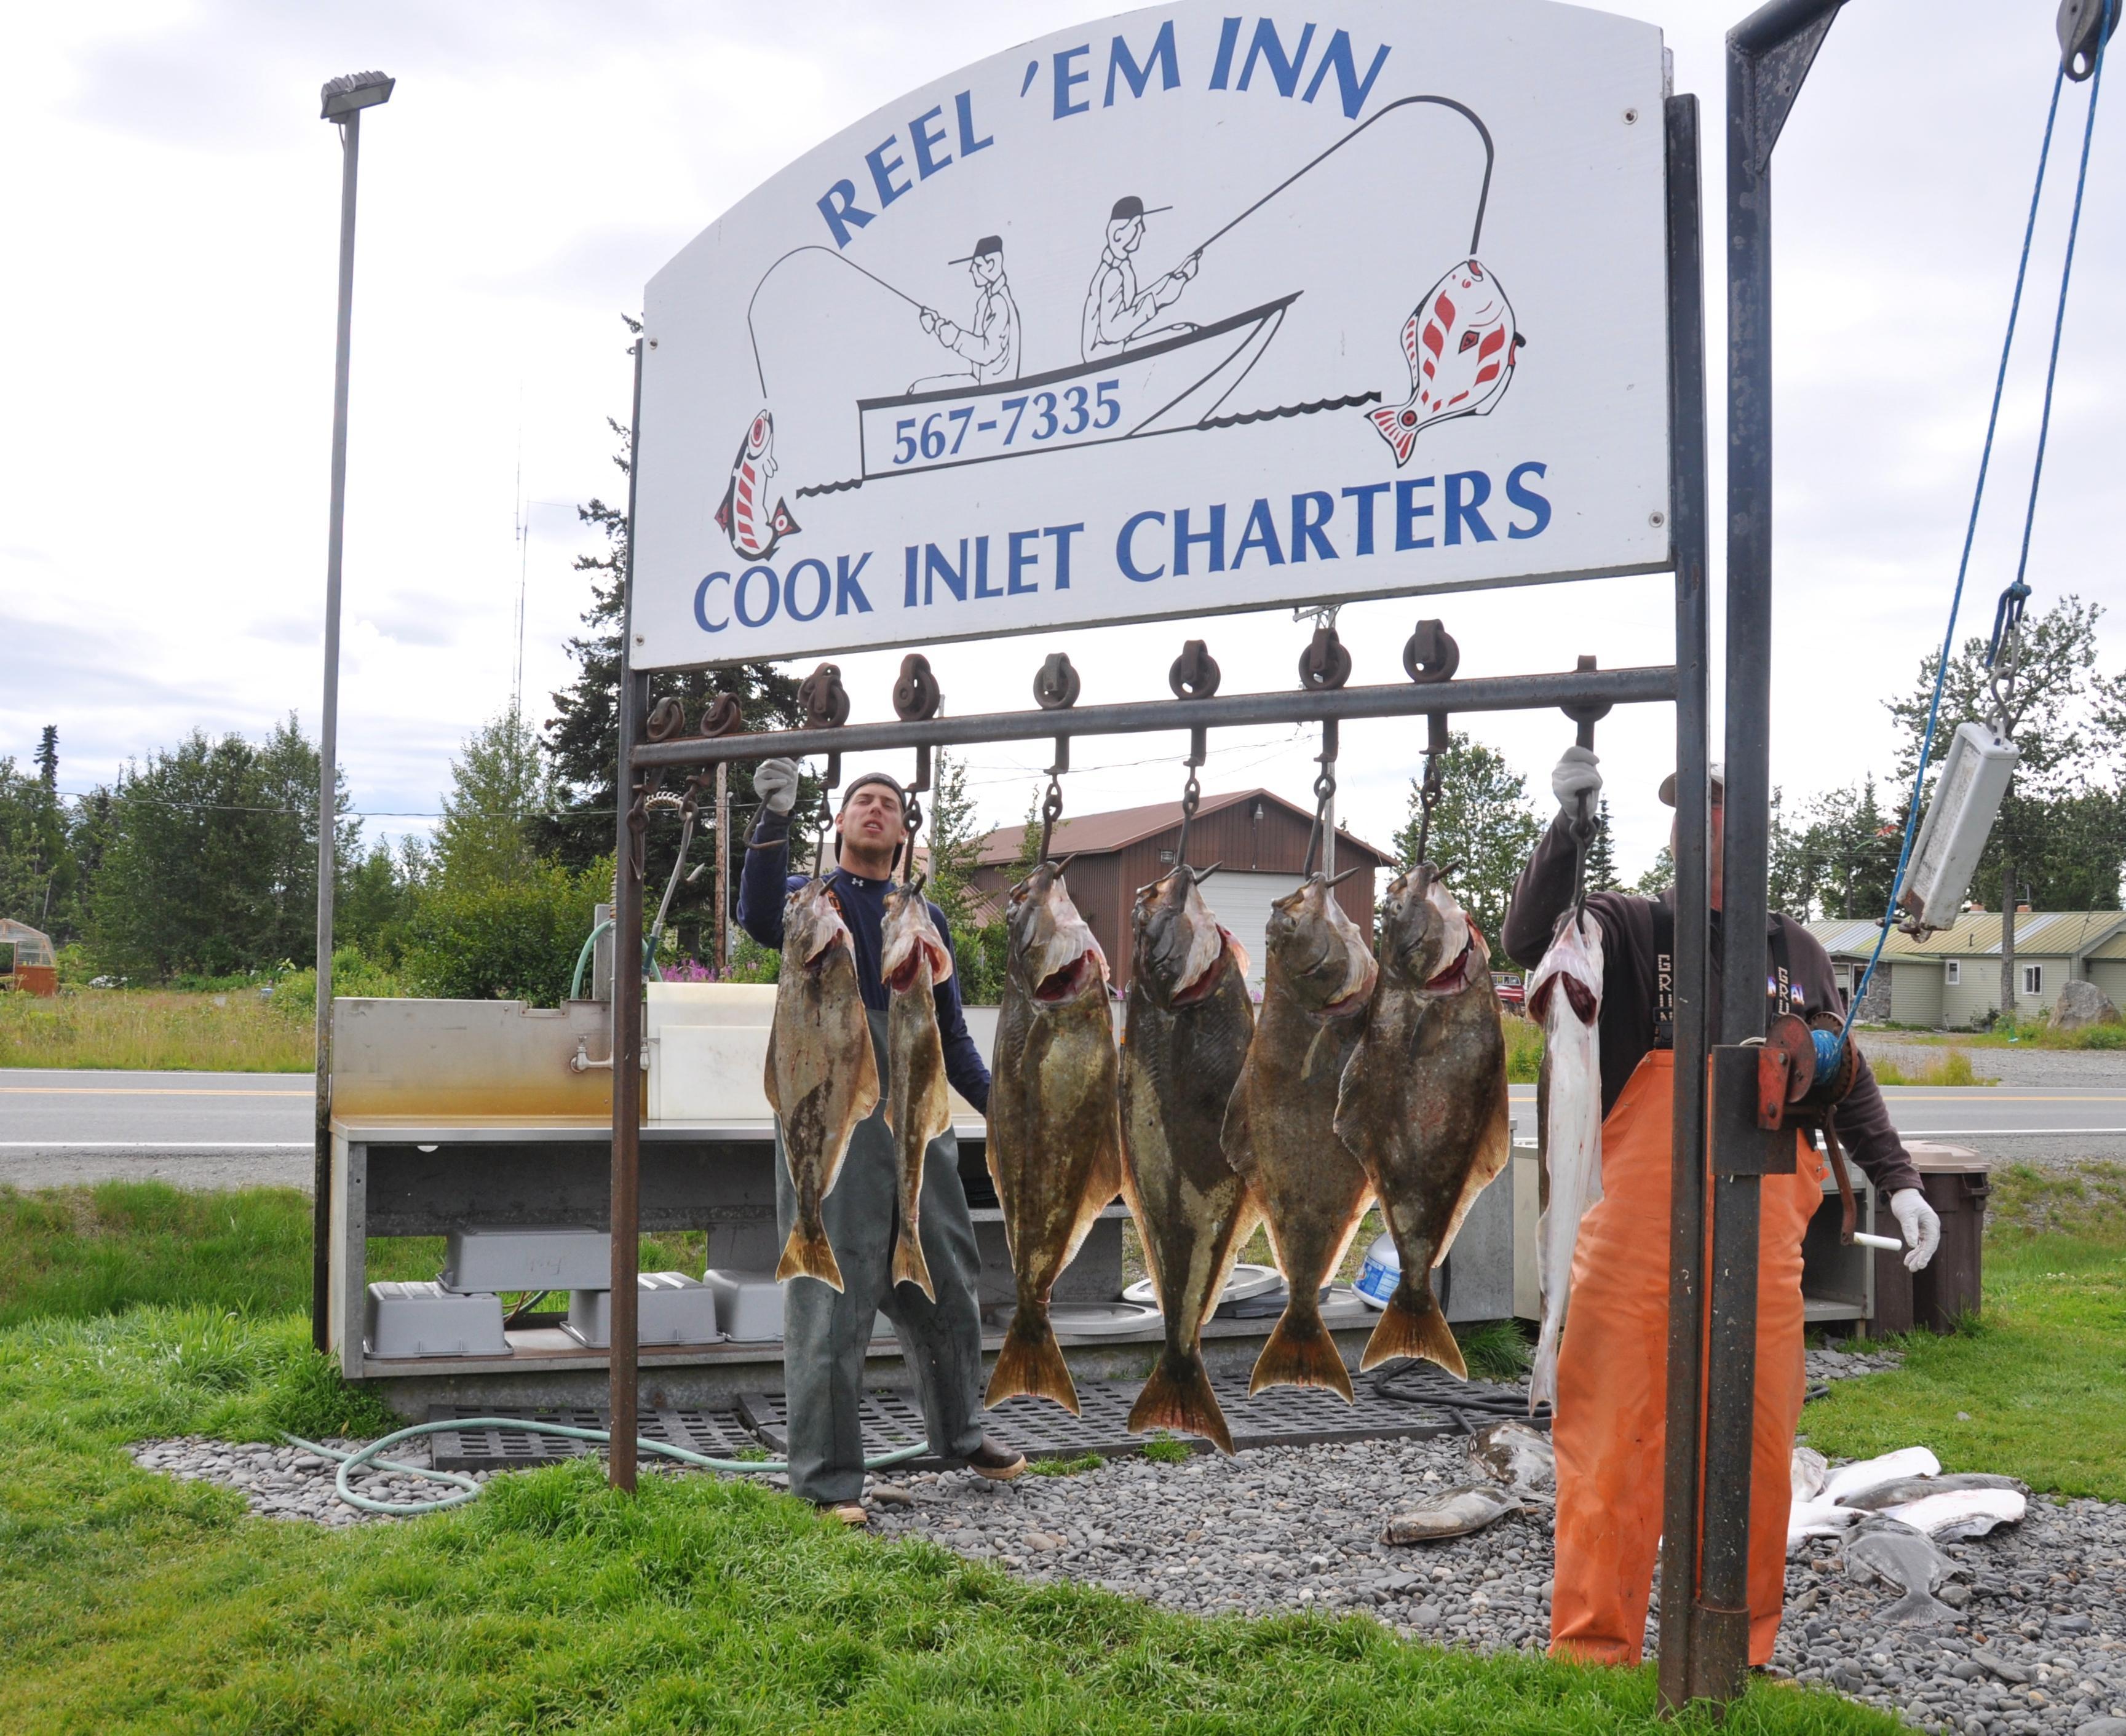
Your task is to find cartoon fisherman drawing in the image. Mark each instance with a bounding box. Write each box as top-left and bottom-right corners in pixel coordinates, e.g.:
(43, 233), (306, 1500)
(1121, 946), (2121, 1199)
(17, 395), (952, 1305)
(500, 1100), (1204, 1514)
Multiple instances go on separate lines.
(911, 235), (1022, 394)
(715, 410), (799, 561)
(1081, 195), (1200, 360)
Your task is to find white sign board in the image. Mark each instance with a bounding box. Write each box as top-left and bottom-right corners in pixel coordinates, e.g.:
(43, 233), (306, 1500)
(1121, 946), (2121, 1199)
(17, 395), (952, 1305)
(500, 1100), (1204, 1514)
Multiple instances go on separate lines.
(633, 0), (1670, 671)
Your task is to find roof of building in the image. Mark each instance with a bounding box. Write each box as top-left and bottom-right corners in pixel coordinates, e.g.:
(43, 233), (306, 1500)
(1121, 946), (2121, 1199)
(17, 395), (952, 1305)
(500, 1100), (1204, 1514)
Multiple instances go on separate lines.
(1805, 910), (2126, 961)
(975, 787), (1392, 868)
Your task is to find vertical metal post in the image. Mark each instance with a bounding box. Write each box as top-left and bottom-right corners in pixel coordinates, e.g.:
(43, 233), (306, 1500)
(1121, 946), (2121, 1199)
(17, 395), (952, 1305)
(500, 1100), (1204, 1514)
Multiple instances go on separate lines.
(1697, 0), (1844, 1701)
(609, 338), (649, 1490)
(714, 760), (731, 972)
(312, 106), (363, 1356)
(1656, 90), (1714, 1716)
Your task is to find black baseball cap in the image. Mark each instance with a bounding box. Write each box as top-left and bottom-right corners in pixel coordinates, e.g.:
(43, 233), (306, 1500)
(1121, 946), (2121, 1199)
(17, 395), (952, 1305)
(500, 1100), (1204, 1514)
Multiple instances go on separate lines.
(1109, 195), (1171, 222)
(838, 772), (906, 813)
(948, 235), (1003, 263)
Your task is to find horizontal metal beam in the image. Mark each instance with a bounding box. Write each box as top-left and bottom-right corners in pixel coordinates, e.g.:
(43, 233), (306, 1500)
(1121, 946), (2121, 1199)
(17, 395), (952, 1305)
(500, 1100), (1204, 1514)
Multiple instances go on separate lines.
(630, 664), (1678, 772)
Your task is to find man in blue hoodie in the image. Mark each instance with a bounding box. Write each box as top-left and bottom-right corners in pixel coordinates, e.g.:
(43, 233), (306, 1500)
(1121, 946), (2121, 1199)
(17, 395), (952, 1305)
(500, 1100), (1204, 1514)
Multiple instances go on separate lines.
(739, 759), (1023, 1523)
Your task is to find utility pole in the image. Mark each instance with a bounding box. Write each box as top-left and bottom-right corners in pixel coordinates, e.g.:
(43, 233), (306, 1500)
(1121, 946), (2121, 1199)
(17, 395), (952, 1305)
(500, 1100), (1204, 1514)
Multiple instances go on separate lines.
(714, 761), (731, 973)
(312, 69), (394, 1355)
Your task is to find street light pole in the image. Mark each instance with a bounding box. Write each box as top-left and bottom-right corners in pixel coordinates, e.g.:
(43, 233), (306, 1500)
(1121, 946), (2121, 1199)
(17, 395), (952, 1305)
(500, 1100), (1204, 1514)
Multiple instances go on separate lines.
(312, 69), (394, 1355)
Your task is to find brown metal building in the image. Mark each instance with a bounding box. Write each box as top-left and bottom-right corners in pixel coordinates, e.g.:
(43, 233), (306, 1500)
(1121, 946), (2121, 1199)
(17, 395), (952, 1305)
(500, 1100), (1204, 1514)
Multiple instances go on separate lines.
(972, 788), (1395, 992)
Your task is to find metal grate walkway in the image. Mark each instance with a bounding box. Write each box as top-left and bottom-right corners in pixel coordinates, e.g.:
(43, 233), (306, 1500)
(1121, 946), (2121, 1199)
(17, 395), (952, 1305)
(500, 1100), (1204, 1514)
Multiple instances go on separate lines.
(423, 1365), (1543, 1473)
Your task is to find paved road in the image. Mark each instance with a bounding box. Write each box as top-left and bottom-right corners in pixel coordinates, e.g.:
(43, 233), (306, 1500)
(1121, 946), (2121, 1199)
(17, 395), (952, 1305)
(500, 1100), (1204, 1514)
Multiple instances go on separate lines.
(5, 1071), (2124, 1191)
(0, 1071), (312, 1189)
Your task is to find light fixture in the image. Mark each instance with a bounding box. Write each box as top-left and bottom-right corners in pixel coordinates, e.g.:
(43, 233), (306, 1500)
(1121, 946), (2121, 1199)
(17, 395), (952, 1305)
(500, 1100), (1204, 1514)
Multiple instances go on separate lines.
(320, 69), (394, 121)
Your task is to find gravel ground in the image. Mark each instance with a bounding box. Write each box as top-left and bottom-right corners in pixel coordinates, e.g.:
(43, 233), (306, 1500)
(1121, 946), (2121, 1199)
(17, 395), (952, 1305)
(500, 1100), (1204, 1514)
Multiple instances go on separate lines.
(120, 1346), (2126, 1736)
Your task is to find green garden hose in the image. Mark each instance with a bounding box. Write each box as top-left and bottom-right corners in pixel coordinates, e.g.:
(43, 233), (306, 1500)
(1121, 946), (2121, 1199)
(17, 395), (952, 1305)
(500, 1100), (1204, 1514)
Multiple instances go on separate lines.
(285, 1419), (926, 1517)
(568, 921), (664, 1001)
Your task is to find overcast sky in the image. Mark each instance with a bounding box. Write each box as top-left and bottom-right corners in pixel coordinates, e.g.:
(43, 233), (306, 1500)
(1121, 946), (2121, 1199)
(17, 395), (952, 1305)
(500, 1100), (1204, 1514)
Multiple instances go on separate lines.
(2, 0), (2119, 884)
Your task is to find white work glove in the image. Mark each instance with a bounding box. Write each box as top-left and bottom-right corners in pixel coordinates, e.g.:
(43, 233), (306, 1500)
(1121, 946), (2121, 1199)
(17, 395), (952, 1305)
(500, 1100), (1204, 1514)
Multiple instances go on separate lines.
(753, 757), (799, 816)
(1551, 744), (1602, 817)
(1889, 1187), (1941, 1274)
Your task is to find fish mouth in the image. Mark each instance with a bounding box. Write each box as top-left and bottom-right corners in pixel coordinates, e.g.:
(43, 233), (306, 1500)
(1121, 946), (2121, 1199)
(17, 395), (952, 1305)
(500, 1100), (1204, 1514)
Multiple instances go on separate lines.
(1419, 938), (1478, 994)
(1316, 979), (1371, 1019)
(1166, 952), (1225, 1007)
(884, 949), (926, 994)
(1033, 949), (1100, 1004)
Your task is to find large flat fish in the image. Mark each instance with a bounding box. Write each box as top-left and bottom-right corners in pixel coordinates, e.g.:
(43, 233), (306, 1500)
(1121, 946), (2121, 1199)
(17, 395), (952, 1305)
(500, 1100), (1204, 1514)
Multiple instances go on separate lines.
(1223, 872), (1376, 1401)
(1527, 906), (1603, 1411)
(1878, 1488), (2026, 1540)
(1334, 864), (1510, 1377)
(1122, 866), (1258, 1453)
(881, 882), (955, 1302)
(1838, 1471), (2022, 1512)
(985, 862), (1123, 1414)
(1466, 1419), (1555, 1499)
(1823, 1446), (1940, 1505)
(1842, 1516), (1972, 1625)
(764, 879), (879, 1291)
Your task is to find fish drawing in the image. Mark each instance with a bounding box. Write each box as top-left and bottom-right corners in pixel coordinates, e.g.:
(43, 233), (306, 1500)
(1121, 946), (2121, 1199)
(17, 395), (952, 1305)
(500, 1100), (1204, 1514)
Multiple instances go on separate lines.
(1368, 258), (1524, 466)
(715, 410), (801, 560)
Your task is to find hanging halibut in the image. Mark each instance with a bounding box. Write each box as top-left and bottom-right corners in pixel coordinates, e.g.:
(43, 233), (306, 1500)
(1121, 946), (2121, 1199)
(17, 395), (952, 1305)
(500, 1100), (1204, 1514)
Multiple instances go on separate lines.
(1223, 873), (1377, 1401)
(1526, 906), (1604, 1411)
(764, 879), (879, 1291)
(1335, 865), (1510, 1377)
(1122, 866), (1258, 1453)
(984, 862), (1124, 1414)
(880, 882), (956, 1302)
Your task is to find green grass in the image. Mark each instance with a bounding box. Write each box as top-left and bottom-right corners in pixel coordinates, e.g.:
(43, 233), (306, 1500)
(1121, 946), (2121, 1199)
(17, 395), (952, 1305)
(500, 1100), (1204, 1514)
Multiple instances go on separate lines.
(1801, 1160), (2126, 1502)
(1875, 1017), (2126, 1051)
(1140, 1434), (1194, 1465)
(0, 1187), (1911, 1732)
(0, 988), (316, 1071)
(1028, 1451), (1106, 1476)
(1865, 1047), (1995, 1087)
(1504, 1012), (1544, 1082)
(0, 1183), (711, 1330)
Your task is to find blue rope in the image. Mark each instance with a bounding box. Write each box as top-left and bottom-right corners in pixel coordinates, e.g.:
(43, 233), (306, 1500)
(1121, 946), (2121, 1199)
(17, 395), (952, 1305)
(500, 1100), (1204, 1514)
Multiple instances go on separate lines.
(1840, 16), (2110, 1040)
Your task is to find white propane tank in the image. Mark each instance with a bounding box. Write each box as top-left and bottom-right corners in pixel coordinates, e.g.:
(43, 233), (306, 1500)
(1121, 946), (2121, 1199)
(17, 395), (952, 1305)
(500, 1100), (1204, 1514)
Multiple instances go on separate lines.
(1899, 721), (2019, 936)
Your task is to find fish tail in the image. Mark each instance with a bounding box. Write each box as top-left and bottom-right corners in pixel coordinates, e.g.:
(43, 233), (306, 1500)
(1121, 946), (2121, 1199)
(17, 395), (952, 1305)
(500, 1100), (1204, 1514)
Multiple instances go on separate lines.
(774, 1216), (844, 1291)
(890, 1218), (935, 1302)
(1368, 400), (1419, 466)
(1884, 1590), (1957, 1627)
(1358, 1277), (1466, 1377)
(1248, 1303), (1354, 1402)
(1128, 1350), (1234, 1454)
(1528, 1323), (1561, 1414)
(985, 1302), (1078, 1414)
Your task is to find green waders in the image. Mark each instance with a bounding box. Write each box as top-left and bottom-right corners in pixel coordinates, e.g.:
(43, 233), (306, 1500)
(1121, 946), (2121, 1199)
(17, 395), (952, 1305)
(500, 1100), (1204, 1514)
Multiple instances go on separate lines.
(774, 1008), (988, 1505)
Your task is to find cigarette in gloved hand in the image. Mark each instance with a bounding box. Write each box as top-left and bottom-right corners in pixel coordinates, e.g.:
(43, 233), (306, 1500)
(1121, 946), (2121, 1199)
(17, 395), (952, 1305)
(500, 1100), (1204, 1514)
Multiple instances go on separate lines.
(1852, 1231), (1902, 1251)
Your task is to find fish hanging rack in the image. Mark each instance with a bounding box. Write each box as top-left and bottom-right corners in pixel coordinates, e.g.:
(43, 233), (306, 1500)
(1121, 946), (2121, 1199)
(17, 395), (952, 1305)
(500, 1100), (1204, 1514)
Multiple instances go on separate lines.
(633, 628), (1675, 842)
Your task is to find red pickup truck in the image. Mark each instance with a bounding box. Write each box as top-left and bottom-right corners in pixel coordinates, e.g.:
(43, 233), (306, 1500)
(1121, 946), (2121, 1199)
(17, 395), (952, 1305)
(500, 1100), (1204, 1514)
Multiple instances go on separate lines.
(1493, 972), (1526, 1017)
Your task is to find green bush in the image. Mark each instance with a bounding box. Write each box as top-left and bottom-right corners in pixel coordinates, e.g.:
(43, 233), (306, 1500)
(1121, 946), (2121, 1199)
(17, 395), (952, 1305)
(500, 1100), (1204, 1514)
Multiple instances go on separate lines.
(402, 858), (609, 1006)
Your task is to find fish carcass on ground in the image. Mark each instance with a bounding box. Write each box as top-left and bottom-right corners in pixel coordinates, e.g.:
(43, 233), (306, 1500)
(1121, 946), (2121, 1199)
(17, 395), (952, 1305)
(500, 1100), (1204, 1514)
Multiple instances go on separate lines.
(1223, 873), (1377, 1401)
(1381, 1483), (1523, 1544)
(1841, 1515), (1973, 1626)
(1334, 865), (1511, 1377)
(880, 882), (955, 1301)
(1121, 866), (1258, 1452)
(764, 879), (879, 1290)
(1525, 907), (1603, 1411)
(983, 862), (1124, 1414)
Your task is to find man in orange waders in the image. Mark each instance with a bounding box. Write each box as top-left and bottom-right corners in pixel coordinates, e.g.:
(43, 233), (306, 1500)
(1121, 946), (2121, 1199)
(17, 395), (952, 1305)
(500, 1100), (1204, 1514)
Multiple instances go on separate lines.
(1504, 755), (1942, 1668)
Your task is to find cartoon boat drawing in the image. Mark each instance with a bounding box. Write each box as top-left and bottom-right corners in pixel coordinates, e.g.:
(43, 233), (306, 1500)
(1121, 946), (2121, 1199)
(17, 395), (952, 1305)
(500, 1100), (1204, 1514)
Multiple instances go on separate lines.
(849, 293), (1299, 484)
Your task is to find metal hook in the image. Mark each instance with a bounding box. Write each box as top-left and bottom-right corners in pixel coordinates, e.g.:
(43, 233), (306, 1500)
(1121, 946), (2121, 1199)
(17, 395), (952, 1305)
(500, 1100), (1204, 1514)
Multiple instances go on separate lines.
(1037, 738), (1069, 865)
(1413, 711), (1450, 865)
(1173, 726), (1207, 868)
(1303, 718), (1340, 878)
